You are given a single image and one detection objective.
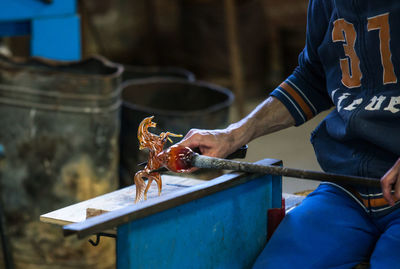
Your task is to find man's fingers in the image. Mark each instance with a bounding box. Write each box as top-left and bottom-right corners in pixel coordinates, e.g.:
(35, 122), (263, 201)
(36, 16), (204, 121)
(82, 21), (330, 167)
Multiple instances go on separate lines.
(381, 162), (399, 206)
(178, 131), (203, 148)
(179, 130), (216, 152)
(177, 128), (232, 159)
(382, 179), (395, 206)
(181, 129), (198, 140)
(394, 173), (400, 201)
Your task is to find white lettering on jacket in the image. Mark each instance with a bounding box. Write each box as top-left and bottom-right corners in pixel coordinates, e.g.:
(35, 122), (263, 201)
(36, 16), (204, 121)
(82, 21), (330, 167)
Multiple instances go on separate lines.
(365, 95), (386, 110)
(337, 93), (351, 111)
(384, 96), (400, 113)
(334, 93), (400, 113)
(344, 98), (363, 110)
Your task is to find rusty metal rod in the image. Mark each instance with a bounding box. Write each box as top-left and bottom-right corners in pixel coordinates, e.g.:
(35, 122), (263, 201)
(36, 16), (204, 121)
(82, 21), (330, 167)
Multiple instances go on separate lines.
(192, 155), (381, 188)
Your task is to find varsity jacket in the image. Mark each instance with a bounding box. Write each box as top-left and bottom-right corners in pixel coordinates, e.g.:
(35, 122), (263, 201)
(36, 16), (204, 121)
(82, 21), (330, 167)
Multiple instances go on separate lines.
(270, 0), (400, 216)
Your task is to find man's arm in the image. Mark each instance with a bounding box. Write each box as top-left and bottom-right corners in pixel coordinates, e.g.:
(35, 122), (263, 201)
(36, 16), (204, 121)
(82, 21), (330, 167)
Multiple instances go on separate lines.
(178, 96), (295, 158)
(179, 0), (332, 159)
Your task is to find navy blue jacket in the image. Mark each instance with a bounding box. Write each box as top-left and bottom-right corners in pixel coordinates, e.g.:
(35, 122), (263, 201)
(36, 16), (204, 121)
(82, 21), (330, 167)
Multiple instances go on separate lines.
(270, 0), (400, 215)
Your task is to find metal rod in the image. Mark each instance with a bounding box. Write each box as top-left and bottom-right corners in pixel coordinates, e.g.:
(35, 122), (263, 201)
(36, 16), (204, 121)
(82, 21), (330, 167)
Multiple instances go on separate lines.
(192, 155), (381, 188)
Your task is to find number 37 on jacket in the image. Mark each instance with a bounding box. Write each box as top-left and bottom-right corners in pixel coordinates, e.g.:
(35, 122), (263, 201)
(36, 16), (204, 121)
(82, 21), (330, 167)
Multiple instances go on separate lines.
(332, 13), (397, 88)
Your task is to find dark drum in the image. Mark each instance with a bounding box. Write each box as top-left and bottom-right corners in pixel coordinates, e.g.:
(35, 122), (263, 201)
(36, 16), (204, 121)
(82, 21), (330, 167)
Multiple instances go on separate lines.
(119, 78), (234, 186)
(0, 55), (122, 269)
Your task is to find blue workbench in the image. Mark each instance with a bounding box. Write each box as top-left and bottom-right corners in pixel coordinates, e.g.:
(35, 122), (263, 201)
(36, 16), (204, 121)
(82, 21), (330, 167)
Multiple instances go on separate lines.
(0, 0), (80, 60)
(44, 158), (282, 269)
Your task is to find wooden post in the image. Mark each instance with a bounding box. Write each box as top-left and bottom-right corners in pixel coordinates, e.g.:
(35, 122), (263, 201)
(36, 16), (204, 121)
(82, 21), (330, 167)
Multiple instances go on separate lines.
(224, 0), (246, 117)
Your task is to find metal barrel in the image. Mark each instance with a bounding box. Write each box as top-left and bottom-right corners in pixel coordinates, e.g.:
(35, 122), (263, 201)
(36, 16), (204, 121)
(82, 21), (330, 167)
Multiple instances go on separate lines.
(122, 64), (196, 82)
(0, 55), (123, 268)
(119, 77), (234, 186)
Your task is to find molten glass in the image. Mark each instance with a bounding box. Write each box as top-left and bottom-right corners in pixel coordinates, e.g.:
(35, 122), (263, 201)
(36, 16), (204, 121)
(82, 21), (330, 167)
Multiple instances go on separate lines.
(157, 145), (195, 173)
(133, 116), (182, 203)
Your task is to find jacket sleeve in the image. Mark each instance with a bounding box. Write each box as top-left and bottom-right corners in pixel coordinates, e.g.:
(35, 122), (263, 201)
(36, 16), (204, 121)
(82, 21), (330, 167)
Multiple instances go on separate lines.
(270, 0), (333, 126)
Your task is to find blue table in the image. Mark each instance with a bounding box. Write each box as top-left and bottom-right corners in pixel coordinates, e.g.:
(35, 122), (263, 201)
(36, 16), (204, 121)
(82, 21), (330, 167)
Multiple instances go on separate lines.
(53, 158), (282, 269)
(0, 0), (80, 60)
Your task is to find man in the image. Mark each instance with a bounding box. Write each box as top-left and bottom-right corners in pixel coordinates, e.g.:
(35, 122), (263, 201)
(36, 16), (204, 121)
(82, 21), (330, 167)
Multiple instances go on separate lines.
(178, 0), (400, 267)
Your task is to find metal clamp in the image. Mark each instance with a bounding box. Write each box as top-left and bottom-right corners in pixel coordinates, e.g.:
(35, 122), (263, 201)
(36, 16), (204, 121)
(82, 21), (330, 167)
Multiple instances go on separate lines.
(88, 232), (116, 246)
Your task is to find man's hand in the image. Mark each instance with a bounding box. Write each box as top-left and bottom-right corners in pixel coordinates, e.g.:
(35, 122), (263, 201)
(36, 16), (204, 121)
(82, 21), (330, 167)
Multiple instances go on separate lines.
(177, 96), (295, 159)
(177, 128), (238, 159)
(381, 158), (400, 206)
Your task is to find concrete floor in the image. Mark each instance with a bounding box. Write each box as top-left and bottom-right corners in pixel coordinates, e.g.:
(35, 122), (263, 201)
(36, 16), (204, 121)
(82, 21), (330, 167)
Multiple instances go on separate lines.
(231, 98), (332, 194)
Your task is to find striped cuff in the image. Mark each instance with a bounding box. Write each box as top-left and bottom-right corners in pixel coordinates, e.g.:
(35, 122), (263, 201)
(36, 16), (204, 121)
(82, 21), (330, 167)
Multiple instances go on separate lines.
(270, 79), (318, 126)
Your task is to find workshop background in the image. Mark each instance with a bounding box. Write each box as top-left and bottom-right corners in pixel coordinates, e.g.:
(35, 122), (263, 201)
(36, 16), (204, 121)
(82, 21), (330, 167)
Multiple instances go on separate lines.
(0, 0), (326, 268)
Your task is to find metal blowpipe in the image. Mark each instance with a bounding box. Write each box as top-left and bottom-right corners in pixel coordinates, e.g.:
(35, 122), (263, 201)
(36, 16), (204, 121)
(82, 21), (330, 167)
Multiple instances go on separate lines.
(193, 155), (381, 188)
(154, 145), (381, 188)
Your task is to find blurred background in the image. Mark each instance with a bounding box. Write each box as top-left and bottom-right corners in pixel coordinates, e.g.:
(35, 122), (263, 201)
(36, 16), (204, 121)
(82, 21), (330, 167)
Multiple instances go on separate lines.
(4, 0), (308, 100)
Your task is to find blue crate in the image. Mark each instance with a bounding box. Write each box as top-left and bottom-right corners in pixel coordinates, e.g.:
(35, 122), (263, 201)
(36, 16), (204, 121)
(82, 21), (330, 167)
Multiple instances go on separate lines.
(0, 0), (80, 61)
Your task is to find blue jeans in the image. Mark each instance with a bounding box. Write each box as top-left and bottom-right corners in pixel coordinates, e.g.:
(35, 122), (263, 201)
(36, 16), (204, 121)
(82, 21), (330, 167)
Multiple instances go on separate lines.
(253, 183), (400, 268)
